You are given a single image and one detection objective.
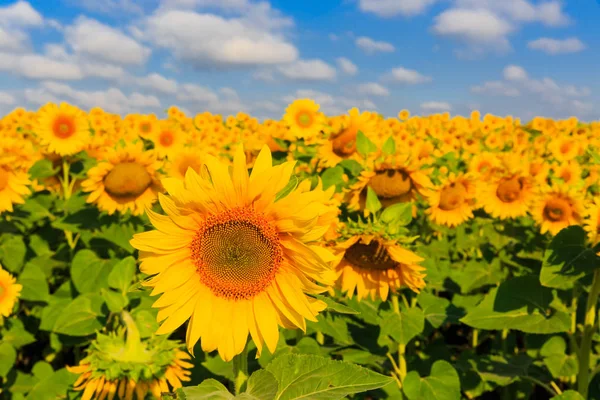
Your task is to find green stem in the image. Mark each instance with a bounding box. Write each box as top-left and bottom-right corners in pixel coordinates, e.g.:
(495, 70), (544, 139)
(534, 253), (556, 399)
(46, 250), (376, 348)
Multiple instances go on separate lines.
(391, 295), (407, 383)
(520, 375), (560, 397)
(577, 269), (600, 398)
(233, 343), (249, 395)
(472, 329), (479, 350)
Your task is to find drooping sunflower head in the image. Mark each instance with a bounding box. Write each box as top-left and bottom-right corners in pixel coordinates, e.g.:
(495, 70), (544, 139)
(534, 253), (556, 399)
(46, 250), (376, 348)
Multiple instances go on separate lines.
(130, 145), (338, 361)
(81, 142), (163, 216)
(67, 313), (192, 400)
(0, 266), (22, 318)
(532, 185), (584, 236)
(283, 99), (326, 141)
(0, 162), (31, 215)
(425, 174), (476, 228)
(34, 102), (90, 156)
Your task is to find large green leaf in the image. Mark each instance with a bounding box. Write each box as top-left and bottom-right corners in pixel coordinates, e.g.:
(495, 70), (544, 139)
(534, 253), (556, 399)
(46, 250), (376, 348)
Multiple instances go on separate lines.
(461, 276), (571, 333)
(540, 226), (600, 289)
(264, 354), (393, 400)
(27, 367), (78, 400)
(240, 370), (279, 400)
(540, 336), (578, 378)
(0, 342), (17, 378)
(378, 307), (425, 346)
(178, 379), (234, 399)
(403, 360), (461, 400)
(107, 256), (137, 293)
(70, 249), (117, 294)
(312, 295), (359, 315)
(0, 234), (26, 273)
(2, 318), (36, 349)
(52, 293), (106, 336)
(18, 262), (50, 303)
(417, 292), (463, 329)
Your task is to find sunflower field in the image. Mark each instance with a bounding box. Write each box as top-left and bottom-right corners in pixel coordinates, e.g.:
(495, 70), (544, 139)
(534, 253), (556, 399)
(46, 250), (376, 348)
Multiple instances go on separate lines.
(1, 100), (600, 400)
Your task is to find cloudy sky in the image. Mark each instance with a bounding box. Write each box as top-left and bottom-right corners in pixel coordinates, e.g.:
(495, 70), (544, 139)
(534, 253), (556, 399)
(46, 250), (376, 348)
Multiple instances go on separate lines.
(0, 0), (598, 121)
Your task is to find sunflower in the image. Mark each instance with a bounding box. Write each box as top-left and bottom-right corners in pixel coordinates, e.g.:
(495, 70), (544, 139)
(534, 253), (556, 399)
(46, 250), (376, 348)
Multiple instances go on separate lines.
(584, 198), (600, 245)
(133, 114), (159, 139)
(151, 120), (186, 159)
(333, 234), (426, 301)
(129, 145), (336, 361)
(477, 174), (533, 219)
(531, 185), (584, 235)
(34, 102), (90, 156)
(166, 147), (208, 181)
(67, 313), (192, 400)
(81, 142), (163, 216)
(548, 136), (580, 162)
(552, 161), (582, 186)
(467, 152), (500, 179)
(0, 266), (21, 318)
(283, 99), (326, 141)
(0, 162), (31, 214)
(425, 174), (476, 227)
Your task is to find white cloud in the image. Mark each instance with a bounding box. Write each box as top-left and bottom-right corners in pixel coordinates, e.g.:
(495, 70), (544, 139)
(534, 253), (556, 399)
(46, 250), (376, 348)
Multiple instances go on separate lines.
(0, 1), (43, 27)
(160, 0), (250, 11)
(503, 64), (528, 81)
(359, 0), (438, 17)
(177, 83), (219, 104)
(0, 26), (28, 51)
(355, 36), (395, 54)
(432, 8), (513, 47)
(277, 59), (336, 81)
(471, 81), (520, 97)
(357, 82), (389, 96)
(453, 0), (570, 27)
(65, 17), (150, 66)
(421, 101), (452, 112)
(0, 52), (84, 80)
(0, 91), (15, 105)
(387, 66), (431, 84)
(337, 57), (358, 75)
(136, 73), (178, 94)
(26, 81), (161, 114)
(68, 0), (145, 15)
(140, 8), (297, 67)
(528, 37), (585, 55)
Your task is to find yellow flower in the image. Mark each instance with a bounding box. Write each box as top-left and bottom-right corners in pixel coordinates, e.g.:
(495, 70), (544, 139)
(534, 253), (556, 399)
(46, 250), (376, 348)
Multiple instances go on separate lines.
(584, 198), (600, 245)
(133, 114), (159, 139)
(34, 102), (90, 156)
(151, 120), (186, 158)
(477, 174), (533, 220)
(283, 99), (325, 140)
(129, 145), (336, 361)
(548, 136), (580, 162)
(0, 266), (22, 317)
(81, 142), (163, 216)
(531, 185), (583, 235)
(425, 174), (476, 227)
(333, 234), (426, 301)
(398, 109), (410, 121)
(166, 147), (207, 181)
(0, 163), (31, 214)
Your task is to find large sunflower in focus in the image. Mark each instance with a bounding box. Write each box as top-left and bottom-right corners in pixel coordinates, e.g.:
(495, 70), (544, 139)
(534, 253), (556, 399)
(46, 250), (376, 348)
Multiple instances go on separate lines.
(81, 143), (163, 216)
(531, 185), (584, 235)
(333, 234), (426, 301)
(425, 174), (476, 227)
(0, 162), (31, 214)
(0, 266), (22, 318)
(34, 102), (90, 156)
(130, 145), (337, 361)
(477, 173), (533, 220)
(283, 99), (326, 141)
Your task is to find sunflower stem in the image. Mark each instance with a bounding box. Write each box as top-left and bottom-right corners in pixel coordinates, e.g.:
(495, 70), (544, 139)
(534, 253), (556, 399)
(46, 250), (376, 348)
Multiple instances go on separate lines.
(577, 269), (600, 398)
(232, 342), (249, 395)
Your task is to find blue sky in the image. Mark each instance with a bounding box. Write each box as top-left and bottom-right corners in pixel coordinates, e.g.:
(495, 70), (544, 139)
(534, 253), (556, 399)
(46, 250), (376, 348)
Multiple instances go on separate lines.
(0, 0), (598, 121)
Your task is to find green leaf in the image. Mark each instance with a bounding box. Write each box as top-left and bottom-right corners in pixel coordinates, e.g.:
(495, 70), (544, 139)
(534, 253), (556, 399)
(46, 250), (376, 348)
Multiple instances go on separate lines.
(0, 342), (17, 378)
(417, 291), (462, 328)
(320, 167), (345, 191)
(28, 159), (59, 179)
(339, 160), (363, 177)
(71, 250), (117, 294)
(27, 368), (79, 400)
(2, 318), (36, 349)
(264, 354), (394, 400)
(95, 222), (142, 253)
(240, 370), (279, 400)
(18, 263), (50, 303)
(552, 390), (585, 400)
(52, 293), (106, 336)
(540, 226), (600, 289)
(32, 361), (54, 380)
(108, 256), (137, 293)
(309, 313), (353, 345)
(380, 202), (412, 226)
(379, 307), (425, 346)
(381, 136), (396, 155)
(0, 235), (27, 273)
(101, 289), (129, 313)
(133, 309), (159, 339)
(365, 186), (382, 214)
(356, 131), (377, 158)
(178, 379), (234, 399)
(540, 336), (578, 378)
(461, 276), (571, 334)
(275, 175), (299, 201)
(313, 295), (359, 314)
(403, 360), (461, 400)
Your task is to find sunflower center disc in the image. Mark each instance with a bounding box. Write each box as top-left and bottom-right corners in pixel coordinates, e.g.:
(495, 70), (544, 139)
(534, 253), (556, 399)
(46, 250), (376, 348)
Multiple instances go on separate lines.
(0, 168), (9, 191)
(560, 142), (571, 154)
(331, 127), (357, 157)
(191, 208), (283, 300)
(104, 162), (152, 199)
(543, 198), (571, 222)
(496, 177), (523, 203)
(140, 122), (151, 133)
(160, 132), (174, 146)
(297, 112), (312, 127)
(439, 182), (468, 211)
(52, 115), (75, 139)
(369, 169), (412, 199)
(344, 240), (396, 271)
